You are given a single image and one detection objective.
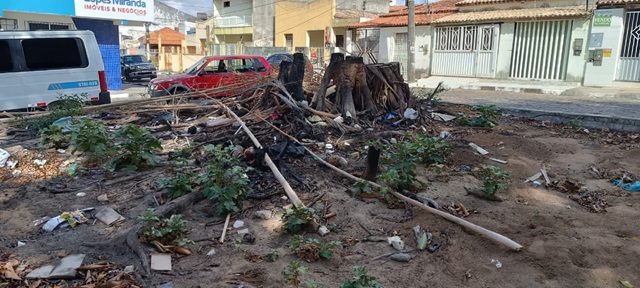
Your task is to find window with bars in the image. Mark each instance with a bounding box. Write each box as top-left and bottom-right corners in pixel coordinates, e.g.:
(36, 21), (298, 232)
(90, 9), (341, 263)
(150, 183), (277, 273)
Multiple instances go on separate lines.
(435, 26), (479, 51)
(28, 22), (72, 31)
(0, 18), (18, 30)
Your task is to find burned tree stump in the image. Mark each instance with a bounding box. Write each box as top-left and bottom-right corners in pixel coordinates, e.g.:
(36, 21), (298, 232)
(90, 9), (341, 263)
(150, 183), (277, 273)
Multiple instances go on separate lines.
(313, 55), (412, 121)
(273, 52), (306, 102)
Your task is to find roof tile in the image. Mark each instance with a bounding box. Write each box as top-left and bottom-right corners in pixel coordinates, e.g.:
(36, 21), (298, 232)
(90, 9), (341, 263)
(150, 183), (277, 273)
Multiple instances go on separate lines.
(434, 5), (592, 24)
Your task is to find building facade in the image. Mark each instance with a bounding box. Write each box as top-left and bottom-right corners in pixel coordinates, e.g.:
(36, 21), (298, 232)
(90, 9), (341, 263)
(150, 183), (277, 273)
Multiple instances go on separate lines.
(0, 0), (155, 91)
(584, 0), (640, 86)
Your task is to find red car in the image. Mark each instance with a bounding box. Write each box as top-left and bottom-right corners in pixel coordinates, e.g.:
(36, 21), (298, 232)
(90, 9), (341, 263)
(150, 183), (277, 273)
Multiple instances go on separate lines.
(148, 55), (271, 97)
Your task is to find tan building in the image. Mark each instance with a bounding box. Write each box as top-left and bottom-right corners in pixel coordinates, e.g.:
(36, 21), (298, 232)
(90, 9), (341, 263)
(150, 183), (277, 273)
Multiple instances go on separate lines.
(274, 0), (389, 67)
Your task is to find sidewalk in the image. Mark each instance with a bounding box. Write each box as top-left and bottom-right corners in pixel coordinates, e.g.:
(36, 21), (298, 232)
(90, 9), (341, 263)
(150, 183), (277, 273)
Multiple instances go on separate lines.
(411, 77), (640, 133)
(413, 76), (640, 100)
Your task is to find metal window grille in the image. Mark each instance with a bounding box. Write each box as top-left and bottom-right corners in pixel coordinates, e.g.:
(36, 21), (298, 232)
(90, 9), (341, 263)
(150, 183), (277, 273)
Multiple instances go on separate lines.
(0, 18), (18, 30)
(28, 21), (74, 31)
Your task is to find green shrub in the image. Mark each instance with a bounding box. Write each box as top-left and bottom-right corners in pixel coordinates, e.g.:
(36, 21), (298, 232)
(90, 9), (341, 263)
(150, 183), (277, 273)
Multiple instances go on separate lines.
(473, 165), (511, 197)
(106, 125), (162, 171)
(69, 118), (115, 162)
(289, 235), (343, 261)
(282, 205), (317, 234)
(340, 266), (383, 288)
(138, 209), (192, 247)
(199, 144), (250, 216)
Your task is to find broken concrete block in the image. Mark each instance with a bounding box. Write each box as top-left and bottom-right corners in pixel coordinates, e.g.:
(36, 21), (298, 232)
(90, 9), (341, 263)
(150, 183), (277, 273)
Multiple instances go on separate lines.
(26, 254), (86, 279)
(151, 254), (171, 271)
(48, 254), (85, 279)
(26, 265), (55, 279)
(233, 220), (245, 229)
(318, 225), (330, 237)
(254, 210), (272, 220)
(390, 253), (412, 262)
(387, 236), (405, 251)
(97, 194), (109, 202)
(124, 265), (134, 273)
(95, 207), (125, 226)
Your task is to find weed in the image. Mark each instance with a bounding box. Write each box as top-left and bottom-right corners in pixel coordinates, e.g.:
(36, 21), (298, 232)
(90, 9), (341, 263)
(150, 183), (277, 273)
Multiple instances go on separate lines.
(339, 266), (383, 288)
(351, 180), (374, 197)
(289, 235), (343, 261)
(283, 260), (308, 287)
(106, 125), (162, 171)
(458, 105), (500, 128)
(68, 118), (115, 162)
(374, 134), (452, 191)
(40, 125), (70, 149)
(303, 279), (324, 288)
(473, 165), (511, 197)
(138, 209), (191, 247)
(157, 171), (195, 198)
(568, 118), (581, 129)
(19, 94), (88, 134)
(169, 146), (194, 160)
(199, 144), (251, 216)
(265, 249), (279, 262)
(282, 205), (317, 234)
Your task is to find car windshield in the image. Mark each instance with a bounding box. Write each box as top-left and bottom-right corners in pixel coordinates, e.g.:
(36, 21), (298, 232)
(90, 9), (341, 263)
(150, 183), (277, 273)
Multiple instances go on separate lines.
(123, 55), (147, 64)
(184, 57), (209, 74)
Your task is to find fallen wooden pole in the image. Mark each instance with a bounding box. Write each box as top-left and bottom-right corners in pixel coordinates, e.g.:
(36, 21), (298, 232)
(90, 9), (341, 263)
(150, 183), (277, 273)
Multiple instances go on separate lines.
(247, 109), (524, 252)
(219, 213), (231, 243)
(213, 99), (304, 208)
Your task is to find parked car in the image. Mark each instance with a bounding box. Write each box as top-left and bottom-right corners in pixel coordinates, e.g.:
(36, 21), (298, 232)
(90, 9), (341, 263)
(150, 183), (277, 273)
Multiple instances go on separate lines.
(266, 53), (314, 76)
(121, 54), (157, 82)
(148, 55), (270, 97)
(0, 30), (110, 111)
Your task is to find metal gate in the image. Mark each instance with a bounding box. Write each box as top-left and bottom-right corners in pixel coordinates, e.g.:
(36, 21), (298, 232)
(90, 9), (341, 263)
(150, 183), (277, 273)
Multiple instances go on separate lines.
(394, 33), (408, 77)
(616, 11), (640, 82)
(432, 25), (499, 77)
(510, 20), (572, 80)
(353, 28), (380, 64)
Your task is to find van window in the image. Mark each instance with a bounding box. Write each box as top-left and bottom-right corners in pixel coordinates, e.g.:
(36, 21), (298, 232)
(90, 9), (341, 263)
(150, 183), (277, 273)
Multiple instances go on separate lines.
(22, 38), (87, 70)
(0, 41), (12, 72)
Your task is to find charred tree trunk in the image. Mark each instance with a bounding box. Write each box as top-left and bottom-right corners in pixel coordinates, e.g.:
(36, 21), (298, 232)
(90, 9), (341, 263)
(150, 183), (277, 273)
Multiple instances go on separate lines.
(313, 53), (344, 111)
(288, 53), (306, 101)
(364, 146), (380, 181)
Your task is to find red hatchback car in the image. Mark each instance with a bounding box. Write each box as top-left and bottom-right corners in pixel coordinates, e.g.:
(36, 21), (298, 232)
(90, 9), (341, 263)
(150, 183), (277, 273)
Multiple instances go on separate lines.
(148, 55), (271, 97)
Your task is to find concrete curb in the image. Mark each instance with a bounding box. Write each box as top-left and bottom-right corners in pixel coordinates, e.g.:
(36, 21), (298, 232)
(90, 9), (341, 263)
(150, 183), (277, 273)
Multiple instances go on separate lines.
(110, 92), (130, 99)
(459, 85), (568, 95)
(494, 107), (640, 133)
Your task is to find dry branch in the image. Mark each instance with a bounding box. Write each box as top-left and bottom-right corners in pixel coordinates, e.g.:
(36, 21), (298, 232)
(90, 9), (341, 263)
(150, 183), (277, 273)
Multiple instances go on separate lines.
(246, 109), (524, 251)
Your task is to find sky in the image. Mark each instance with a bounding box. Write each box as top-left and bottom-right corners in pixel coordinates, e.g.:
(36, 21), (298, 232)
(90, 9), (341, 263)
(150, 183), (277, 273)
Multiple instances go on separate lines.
(160, 0), (213, 15)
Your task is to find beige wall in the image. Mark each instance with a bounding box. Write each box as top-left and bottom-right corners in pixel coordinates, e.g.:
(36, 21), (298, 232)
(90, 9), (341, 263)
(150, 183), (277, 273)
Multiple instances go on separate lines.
(275, 0), (335, 47)
(459, 0), (592, 12)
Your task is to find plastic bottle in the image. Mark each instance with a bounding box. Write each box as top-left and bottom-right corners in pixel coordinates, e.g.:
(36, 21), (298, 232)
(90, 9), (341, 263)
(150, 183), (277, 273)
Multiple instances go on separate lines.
(68, 163), (77, 177)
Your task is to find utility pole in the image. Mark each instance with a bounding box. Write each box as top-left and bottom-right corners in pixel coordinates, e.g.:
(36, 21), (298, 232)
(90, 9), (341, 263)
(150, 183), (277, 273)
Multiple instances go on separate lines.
(145, 22), (151, 61)
(407, 0), (416, 83)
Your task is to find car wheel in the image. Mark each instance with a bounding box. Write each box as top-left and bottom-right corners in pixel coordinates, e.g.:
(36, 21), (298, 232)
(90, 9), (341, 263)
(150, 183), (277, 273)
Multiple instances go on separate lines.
(125, 73), (133, 82)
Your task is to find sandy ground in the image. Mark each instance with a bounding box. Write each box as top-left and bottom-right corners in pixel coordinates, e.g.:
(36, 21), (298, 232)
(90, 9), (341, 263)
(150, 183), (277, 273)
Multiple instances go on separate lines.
(1, 110), (639, 288)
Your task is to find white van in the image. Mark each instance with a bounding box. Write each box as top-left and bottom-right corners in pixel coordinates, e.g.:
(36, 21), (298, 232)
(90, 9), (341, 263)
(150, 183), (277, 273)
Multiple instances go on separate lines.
(0, 30), (111, 111)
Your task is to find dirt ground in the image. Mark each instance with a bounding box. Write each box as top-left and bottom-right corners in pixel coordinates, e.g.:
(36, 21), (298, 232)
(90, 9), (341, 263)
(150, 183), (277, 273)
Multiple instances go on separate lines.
(1, 107), (639, 288)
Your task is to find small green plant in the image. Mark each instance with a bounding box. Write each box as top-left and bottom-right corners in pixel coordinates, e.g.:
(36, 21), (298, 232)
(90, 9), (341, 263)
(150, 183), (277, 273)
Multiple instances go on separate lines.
(169, 146), (194, 160)
(19, 94), (88, 134)
(199, 144), (251, 216)
(406, 134), (453, 165)
(289, 235), (343, 261)
(106, 125), (162, 171)
(568, 118), (581, 129)
(69, 118), (115, 162)
(138, 209), (192, 247)
(265, 249), (279, 262)
(458, 105), (500, 128)
(473, 165), (511, 197)
(303, 279), (324, 288)
(283, 260), (308, 287)
(282, 205), (317, 234)
(351, 180), (374, 197)
(40, 124), (71, 149)
(340, 266), (383, 288)
(157, 171), (195, 198)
